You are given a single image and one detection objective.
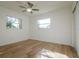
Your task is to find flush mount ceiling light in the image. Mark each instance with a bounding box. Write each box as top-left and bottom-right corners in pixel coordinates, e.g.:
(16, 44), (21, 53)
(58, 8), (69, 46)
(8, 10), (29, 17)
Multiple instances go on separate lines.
(19, 2), (39, 13)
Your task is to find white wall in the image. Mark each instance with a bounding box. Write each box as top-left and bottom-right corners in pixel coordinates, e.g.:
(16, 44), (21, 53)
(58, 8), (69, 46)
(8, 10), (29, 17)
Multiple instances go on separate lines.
(74, 2), (79, 56)
(0, 6), (29, 46)
(29, 6), (74, 46)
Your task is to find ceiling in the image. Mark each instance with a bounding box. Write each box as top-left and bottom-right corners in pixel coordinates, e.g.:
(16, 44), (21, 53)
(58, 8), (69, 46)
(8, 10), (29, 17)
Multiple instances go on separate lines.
(0, 1), (73, 15)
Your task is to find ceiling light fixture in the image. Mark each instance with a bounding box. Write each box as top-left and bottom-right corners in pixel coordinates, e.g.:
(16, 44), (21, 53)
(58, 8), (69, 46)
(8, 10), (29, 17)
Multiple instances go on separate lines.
(26, 8), (32, 12)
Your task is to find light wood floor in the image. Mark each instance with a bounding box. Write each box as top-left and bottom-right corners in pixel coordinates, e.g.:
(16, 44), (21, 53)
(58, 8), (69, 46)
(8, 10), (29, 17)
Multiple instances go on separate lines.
(0, 39), (77, 58)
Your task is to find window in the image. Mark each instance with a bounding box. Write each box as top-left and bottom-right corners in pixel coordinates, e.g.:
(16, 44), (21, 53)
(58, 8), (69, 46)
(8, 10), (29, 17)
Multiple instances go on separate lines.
(6, 16), (22, 29)
(37, 18), (50, 28)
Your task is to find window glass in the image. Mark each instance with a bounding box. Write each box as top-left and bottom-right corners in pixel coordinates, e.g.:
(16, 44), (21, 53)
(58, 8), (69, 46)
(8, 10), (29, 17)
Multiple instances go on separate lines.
(6, 16), (22, 29)
(37, 18), (50, 28)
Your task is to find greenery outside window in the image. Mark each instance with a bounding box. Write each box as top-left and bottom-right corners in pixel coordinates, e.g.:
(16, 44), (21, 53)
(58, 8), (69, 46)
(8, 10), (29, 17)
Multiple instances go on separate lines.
(6, 16), (22, 29)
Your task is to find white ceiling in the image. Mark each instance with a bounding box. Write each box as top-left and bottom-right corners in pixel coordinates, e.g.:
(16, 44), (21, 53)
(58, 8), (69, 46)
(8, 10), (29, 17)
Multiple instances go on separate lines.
(0, 1), (73, 15)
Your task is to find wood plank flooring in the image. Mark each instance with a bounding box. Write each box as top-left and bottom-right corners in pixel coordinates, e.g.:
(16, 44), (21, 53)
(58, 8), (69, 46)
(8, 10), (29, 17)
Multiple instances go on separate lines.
(0, 39), (77, 58)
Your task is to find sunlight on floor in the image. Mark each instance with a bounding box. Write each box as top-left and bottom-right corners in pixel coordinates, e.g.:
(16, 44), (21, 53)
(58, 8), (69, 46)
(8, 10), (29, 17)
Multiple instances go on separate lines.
(35, 48), (69, 58)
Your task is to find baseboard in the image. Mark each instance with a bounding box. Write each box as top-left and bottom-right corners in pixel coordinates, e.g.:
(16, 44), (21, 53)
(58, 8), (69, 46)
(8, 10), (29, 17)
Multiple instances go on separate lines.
(0, 39), (29, 47)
